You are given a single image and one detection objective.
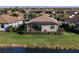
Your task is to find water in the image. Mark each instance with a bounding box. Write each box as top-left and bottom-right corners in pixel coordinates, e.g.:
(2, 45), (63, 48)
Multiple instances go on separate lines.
(0, 48), (78, 53)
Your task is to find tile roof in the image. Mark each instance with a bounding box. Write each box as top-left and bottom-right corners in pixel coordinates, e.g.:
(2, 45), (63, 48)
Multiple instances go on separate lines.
(0, 14), (24, 24)
(66, 15), (79, 23)
(28, 14), (59, 25)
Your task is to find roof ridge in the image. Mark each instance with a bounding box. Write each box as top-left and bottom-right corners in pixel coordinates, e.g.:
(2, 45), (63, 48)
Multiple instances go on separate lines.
(47, 16), (58, 21)
(31, 14), (50, 20)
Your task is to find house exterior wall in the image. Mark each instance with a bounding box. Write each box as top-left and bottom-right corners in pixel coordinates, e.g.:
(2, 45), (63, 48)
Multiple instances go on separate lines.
(27, 24), (59, 32)
(0, 24), (9, 31)
(17, 21), (23, 25)
(0, 21), (23, 31)
(9, 21), (23, 27)
(41, 25), (58, 32)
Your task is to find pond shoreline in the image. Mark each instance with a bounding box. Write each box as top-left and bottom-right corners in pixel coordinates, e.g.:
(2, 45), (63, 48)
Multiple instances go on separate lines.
(0, 44), (79, 50)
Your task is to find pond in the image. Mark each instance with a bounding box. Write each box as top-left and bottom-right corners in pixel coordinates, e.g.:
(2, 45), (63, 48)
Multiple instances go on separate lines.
(0, 48), (79, 53)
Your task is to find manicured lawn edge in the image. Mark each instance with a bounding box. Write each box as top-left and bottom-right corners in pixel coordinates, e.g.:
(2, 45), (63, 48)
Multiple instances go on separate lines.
(0, 44), (79, 50)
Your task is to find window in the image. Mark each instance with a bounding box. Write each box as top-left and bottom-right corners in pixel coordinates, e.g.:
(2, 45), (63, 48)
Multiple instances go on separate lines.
(51, 25), (54, 29)
(1, 24), (4, 28)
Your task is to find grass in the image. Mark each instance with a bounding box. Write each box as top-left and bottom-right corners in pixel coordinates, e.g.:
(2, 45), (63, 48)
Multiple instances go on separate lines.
(0, 31), (79, 49)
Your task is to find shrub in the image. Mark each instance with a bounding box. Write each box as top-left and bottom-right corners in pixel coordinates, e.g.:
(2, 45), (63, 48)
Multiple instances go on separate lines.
(5, 26), (14, 32)
(25, 32), (53, 35)
(16, 24), (25, 34)
(56, 28), (64, 35)
(12, 26), (17, 32)
(60, 23), (75, 32)
(25, 31), (63, 35)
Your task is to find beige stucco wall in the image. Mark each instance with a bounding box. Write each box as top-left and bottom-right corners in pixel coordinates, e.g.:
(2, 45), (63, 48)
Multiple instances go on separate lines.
(9, 21), (23, 27)
(41, 25), (58, 32)
(27, 24), (59, 32)
(0, 21), (23, 31)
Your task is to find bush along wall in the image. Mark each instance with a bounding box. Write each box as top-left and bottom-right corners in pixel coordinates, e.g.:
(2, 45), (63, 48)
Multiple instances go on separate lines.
(5, 26), (15, 32)
(24, 29), (64, 35)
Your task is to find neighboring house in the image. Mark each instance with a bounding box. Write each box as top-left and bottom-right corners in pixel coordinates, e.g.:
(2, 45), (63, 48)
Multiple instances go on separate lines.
(65, 15), (79, 24)
(0, 14), (24, 31)
(26, 14), (59, 32)
(64, 15), (79, 30)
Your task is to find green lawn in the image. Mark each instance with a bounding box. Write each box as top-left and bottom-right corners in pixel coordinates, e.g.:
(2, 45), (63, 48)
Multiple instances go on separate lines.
(0, 31), (79, 47)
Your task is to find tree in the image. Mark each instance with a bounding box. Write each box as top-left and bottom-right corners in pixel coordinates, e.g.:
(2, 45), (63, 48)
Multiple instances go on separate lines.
(12, 13), (19, 17)
(62, 13), (69, 20)
(11, 7), (19, 12)
(24, 12), (41, 21)
(54, 13), (63, 21)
